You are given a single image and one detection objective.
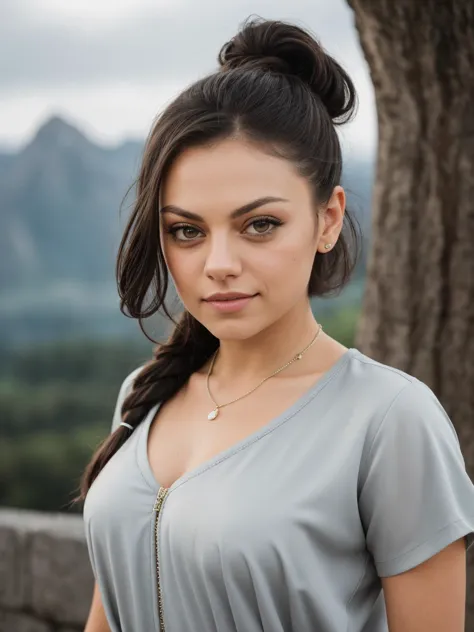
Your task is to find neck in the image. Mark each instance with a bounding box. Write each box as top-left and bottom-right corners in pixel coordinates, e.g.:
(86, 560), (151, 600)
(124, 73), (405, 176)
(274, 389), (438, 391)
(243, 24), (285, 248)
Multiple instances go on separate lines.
(210, 302), (321, 383)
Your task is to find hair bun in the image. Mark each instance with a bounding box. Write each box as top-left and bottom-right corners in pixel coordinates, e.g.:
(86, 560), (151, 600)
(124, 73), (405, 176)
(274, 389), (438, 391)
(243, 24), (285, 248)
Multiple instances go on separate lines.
(218, 17), (356, 123)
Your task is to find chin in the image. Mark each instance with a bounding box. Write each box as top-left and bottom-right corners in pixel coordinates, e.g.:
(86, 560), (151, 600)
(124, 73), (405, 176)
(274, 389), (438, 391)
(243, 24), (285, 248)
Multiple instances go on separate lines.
(203, 318), (265, 342)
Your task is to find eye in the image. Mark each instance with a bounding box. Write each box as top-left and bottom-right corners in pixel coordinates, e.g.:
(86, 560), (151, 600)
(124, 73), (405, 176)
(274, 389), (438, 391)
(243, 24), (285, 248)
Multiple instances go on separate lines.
(167, 223), (202, 242)
(245, 216), (282, 237)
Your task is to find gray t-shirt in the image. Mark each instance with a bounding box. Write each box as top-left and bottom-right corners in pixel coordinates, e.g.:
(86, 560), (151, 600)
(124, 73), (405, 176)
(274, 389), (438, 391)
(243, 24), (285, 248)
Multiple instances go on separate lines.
(83, 348), (474, 632)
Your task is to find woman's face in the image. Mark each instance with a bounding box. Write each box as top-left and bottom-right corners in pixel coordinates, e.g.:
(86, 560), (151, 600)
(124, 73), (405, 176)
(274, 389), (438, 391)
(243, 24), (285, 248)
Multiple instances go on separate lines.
(160, 138), (344, 341)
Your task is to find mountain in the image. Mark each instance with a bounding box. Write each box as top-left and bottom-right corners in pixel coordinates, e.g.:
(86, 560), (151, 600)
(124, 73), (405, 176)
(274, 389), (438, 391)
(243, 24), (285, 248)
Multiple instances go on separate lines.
(0, 116), (143, 292)
(0, 116), (373, 344)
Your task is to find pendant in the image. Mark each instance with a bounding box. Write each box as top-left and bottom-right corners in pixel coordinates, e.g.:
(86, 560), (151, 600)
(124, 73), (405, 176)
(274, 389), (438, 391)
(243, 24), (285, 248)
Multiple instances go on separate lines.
(207, 408), (219, 421)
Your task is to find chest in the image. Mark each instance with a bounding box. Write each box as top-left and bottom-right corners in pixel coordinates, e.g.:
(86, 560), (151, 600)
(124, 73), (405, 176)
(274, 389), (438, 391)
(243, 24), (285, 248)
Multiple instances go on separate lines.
(154, 425), (369, 610)
(146, 372), (325, 489)
(85, 416), (372, 632)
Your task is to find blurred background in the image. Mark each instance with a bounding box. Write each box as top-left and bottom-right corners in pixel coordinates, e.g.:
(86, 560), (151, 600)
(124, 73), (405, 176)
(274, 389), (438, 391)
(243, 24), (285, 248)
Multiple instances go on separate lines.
(0, 0), (375, 514)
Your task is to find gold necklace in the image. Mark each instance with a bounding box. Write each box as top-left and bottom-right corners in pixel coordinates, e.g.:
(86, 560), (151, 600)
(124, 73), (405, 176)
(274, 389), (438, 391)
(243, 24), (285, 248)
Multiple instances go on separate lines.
(206, 324), (323, 421)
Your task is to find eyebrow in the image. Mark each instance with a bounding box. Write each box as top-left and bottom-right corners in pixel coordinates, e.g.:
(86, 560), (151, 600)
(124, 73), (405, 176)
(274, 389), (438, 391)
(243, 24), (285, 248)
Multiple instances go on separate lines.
(159, 196), (289, 221)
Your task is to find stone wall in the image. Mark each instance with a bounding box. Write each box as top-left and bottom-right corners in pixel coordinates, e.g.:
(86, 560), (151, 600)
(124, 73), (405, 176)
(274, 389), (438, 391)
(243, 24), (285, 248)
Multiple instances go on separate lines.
(0, 508), (94, 632)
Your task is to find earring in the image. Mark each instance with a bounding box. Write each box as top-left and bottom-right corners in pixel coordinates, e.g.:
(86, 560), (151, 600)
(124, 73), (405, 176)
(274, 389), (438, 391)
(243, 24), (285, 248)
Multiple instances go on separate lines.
(324, 243), (332, 250)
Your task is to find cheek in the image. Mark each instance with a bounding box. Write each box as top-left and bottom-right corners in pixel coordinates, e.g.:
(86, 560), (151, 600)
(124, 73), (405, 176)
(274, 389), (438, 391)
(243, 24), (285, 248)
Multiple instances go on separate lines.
(253, 234), (316, 287)
(162, 246), (199, 296)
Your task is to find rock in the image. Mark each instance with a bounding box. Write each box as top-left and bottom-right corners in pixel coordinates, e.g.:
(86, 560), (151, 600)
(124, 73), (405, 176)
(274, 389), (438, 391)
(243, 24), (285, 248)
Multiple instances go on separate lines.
(0, 611), (52, 632)
(0, 509), (94, 627)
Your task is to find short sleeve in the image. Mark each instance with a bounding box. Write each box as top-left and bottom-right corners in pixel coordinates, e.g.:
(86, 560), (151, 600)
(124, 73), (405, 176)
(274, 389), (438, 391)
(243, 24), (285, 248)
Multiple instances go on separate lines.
(110, 366), (144, 432)
(359, 379), (474, 577)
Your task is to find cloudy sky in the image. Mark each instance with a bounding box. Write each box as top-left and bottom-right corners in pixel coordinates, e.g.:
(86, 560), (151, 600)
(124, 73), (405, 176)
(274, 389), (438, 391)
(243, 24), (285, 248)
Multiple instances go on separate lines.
(0, 0), (377, 158)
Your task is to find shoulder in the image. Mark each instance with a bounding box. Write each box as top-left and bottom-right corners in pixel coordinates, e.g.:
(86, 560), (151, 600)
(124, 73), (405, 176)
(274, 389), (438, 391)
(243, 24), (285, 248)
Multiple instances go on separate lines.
(346, 348), (417, 391)
(337, 348), (418, 424)
(119, 365), (145, 397)
(346, 349), (462, 458)
(110, 365), (146, 432)
(345, 348), (445, 413)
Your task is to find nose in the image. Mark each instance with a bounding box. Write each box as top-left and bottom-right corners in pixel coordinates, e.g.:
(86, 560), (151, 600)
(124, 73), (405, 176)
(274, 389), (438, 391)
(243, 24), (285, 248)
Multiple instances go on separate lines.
(203, 233), (242, 281)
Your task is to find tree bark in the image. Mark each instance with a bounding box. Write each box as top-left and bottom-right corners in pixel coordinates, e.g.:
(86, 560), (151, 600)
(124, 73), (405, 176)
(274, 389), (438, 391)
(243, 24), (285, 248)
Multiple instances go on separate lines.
(347, 0), (474, 625)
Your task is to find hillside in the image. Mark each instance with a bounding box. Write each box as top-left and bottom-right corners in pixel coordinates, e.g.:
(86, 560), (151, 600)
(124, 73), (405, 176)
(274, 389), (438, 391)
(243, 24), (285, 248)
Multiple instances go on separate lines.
(0, 115), (374, 344)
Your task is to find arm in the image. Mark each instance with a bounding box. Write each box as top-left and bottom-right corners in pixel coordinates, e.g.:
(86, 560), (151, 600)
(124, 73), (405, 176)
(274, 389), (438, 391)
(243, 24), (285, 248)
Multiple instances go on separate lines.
(84, 581), (111, 632)
(358, 381), (474, 630)
(382, 538), (466, 631)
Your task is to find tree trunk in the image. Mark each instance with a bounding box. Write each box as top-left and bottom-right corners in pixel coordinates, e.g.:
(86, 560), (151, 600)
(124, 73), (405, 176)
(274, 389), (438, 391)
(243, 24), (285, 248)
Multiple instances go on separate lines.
(347, 0), (474, 625)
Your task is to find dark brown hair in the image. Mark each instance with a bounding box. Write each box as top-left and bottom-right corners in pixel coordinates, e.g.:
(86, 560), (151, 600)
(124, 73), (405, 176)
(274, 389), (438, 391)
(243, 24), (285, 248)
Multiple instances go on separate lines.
(78, 17), (360, 500)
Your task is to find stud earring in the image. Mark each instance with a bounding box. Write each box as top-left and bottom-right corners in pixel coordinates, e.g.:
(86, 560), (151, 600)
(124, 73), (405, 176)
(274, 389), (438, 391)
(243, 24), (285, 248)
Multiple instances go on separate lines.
(324, 243), (332, 250)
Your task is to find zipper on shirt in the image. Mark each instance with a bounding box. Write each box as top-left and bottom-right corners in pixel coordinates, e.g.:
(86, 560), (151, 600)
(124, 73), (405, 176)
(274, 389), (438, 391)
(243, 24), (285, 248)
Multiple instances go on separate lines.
(154, 486), (169, 632)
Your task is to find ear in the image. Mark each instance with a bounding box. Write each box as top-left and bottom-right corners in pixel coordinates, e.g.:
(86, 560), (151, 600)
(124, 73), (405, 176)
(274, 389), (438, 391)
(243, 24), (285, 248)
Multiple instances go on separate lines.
(316, 186), (346, 254)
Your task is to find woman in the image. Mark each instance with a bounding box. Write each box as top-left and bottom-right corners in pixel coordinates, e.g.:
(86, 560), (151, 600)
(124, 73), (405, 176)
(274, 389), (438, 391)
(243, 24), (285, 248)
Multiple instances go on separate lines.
(82, 18), (474, 632)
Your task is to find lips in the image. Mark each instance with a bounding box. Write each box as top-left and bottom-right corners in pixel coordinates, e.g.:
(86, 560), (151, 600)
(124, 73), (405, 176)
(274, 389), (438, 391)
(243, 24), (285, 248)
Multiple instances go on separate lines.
(204, 293), (256, 302)
(203, 293), (257, 313)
